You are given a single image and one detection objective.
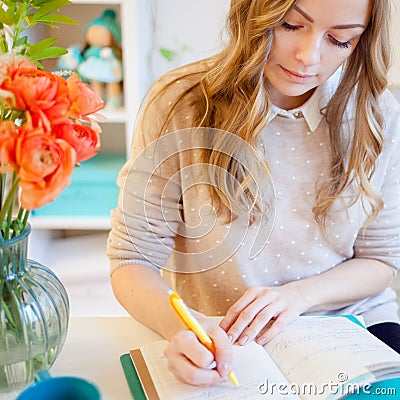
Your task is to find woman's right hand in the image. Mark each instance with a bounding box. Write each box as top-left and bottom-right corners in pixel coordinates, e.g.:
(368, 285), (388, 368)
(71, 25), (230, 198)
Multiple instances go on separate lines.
(163, 319), (234, 387)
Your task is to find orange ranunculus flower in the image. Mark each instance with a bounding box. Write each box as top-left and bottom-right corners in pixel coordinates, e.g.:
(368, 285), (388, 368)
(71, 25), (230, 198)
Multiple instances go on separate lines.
(0, 56), (37, 84)
(53, 122), (100, 163)
(15, 126), (77, 210)
(2, 68), (70, 130)
(0, 120), (19, 172)
(66, 74), (104, 119)
(7, 58), (37, 78)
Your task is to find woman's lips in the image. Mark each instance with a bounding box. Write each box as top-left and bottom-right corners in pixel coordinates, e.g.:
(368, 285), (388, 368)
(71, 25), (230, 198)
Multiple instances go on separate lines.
(281, 66), (315, 81)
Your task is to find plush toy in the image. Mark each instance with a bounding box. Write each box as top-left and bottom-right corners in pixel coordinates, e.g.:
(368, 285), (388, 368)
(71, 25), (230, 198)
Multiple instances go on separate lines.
(77, 9), (123, 108)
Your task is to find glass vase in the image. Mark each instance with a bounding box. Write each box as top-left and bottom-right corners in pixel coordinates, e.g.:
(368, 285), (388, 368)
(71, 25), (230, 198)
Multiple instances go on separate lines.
(0, 224), (69, 393)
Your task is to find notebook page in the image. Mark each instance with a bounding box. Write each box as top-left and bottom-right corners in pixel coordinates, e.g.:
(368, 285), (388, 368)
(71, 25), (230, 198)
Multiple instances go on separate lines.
(141, 340), (300, 400)
(265, 316), (400, 399)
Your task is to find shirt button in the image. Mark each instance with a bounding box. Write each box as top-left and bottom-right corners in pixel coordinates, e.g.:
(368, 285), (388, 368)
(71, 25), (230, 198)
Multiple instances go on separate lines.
(294, 111), (303, 118)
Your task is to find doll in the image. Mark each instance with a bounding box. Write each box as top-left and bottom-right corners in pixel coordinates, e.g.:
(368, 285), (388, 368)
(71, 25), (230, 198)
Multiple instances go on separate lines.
(77, 9), (123, 108)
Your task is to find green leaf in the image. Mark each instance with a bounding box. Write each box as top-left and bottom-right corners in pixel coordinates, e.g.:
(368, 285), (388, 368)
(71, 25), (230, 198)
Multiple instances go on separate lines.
(26, 37), (57, 56)
(181, 44), (190, 52)
(15, 35), (28, 47)
(13, 1), (29, 26)
(28, 0), (72, 22)
(0, 7), (13, 26)
(159, 48), (177, 62)
(34, 60), (44, 69)
(31, 0), (71, 7)
(30, 46), (68, 61)
(3, 3), (16, 25)
(35, 14), (77, 25)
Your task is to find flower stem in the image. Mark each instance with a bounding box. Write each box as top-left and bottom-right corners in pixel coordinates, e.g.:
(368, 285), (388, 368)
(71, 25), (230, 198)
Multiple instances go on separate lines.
(22, 209), (30, 230)
(12, 2), (29, 50)
(0, 175), (19, 241)
(0, 28), (9, 54)
(0, 173), (5, 209)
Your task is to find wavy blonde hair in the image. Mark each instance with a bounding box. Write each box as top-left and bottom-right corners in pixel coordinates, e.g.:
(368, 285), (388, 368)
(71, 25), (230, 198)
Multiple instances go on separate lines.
(314, 0), (391, 227)
(149, 0), (392, 227)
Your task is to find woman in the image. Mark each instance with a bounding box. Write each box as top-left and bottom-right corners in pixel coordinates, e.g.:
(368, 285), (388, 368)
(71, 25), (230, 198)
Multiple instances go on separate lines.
(108, 0), (400, 387)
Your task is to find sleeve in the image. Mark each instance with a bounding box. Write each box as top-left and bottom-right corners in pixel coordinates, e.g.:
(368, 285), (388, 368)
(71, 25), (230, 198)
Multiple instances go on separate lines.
(106, 73), (196, 274)
(353, 104), (400, 273)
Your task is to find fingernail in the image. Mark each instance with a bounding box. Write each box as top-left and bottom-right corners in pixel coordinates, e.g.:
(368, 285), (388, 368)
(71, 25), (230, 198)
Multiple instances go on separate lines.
(220, 363), (228, 376)
(239, 335), (248, 345)
(206, 361), (217, 370)
(228, 334), (233, 344)
(257, 337), (267, 345)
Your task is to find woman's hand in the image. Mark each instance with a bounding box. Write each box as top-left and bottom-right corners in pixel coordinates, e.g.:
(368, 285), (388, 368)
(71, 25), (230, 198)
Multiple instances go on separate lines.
(220, 258), (394, 347)
(220, 283), (309, 346)
(164, 318), (234, 387)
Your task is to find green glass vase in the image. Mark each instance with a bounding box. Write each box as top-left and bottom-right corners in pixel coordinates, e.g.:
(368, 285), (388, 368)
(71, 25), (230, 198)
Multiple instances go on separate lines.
(0, 224), (69, 393)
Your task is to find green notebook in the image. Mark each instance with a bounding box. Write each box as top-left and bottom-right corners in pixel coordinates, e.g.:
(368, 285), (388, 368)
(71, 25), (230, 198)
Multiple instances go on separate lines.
(120, 353), (146, 400)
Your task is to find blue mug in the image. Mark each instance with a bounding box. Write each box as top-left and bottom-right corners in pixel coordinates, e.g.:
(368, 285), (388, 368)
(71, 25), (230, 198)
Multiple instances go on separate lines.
(16, 370), (101, 400)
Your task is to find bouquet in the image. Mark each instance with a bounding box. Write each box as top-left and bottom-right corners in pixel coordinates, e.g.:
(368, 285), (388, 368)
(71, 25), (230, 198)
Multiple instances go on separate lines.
(0, 0), (104, 240)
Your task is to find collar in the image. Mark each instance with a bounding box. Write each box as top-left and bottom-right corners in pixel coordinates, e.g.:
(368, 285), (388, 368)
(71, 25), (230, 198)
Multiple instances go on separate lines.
(267, 67), (343, 132)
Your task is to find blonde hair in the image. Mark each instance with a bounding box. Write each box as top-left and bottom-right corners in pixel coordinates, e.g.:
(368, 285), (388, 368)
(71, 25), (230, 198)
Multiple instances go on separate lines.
(146, 0), (392, 227)
(314, 0), (391, 227)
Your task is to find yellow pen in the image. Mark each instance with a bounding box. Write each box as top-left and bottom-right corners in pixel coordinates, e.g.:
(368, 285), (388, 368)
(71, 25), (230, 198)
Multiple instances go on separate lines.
(168, 290), (240, 387)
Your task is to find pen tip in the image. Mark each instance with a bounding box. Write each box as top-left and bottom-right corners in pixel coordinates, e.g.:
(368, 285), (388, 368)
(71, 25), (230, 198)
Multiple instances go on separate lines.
(228, 371), (240, 387)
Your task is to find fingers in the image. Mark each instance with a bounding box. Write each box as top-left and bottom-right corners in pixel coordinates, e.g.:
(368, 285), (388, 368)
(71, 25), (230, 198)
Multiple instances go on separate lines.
(207, 323), (234, 378)
(165, 351), (223, 387)
(256, 311), (295, 345)
(233, 303), (279, 345)
(220, 286), (298, 346)
(219, 288), (258, 333)
(238, 307), (278, 345)
(164, 327), (233, 387)
(221, 287), (277, 344)
(165, 330), (222, 386)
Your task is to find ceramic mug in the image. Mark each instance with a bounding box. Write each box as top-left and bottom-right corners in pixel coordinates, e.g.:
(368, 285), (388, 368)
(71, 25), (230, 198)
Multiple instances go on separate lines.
(16, 370), (101, 400)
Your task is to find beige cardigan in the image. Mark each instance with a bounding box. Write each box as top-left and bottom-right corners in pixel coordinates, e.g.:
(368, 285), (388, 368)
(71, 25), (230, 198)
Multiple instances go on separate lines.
(107, 61), (400, 326)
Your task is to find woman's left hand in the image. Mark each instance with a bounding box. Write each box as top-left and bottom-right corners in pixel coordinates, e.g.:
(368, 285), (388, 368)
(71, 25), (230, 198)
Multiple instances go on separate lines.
(219, 283), (309, 346)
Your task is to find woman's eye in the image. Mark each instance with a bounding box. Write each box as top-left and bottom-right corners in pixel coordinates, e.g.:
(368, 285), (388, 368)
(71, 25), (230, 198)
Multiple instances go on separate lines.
(281, 22), (300, 31)
(329, 35), (351, 49)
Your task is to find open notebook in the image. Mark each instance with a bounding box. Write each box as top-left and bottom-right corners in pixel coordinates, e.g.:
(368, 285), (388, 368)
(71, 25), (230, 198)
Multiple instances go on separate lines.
(120, 316), (400, 399)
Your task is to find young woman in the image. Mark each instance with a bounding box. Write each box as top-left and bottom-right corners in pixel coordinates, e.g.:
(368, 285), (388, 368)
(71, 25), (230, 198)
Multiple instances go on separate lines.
(108, 0), (400, 387)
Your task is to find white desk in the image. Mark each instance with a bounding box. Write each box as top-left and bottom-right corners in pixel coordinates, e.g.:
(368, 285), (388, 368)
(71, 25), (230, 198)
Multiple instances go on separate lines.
(2, 317), (162, 400)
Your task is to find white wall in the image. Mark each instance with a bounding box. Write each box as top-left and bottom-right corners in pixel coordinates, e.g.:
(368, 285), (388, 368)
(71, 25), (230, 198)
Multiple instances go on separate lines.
(150, 0), (229, 78)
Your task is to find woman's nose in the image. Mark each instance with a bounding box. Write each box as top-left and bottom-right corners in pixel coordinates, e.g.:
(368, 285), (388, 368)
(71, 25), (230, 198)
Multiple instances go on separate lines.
(294, 34), (322, 67)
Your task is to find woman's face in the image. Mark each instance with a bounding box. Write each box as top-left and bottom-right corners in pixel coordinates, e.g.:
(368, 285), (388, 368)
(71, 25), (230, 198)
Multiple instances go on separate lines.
(264, 0), (371, 109)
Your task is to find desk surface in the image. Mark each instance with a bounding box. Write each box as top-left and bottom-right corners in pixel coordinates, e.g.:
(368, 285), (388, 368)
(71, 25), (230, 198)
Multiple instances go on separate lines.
(2, 317), (162, 400)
